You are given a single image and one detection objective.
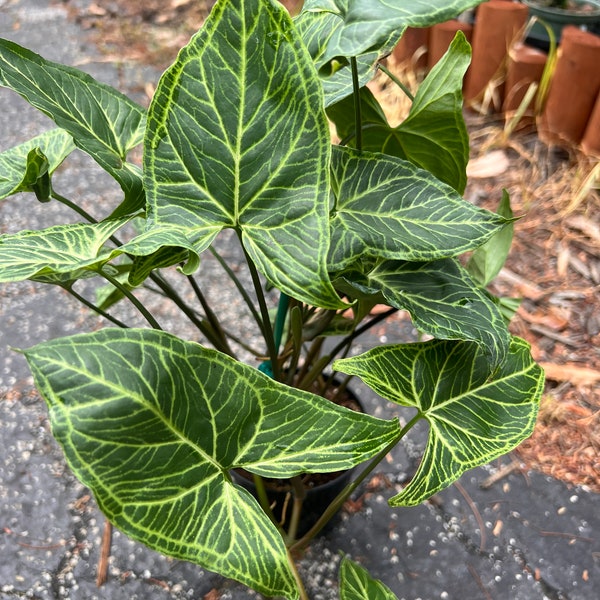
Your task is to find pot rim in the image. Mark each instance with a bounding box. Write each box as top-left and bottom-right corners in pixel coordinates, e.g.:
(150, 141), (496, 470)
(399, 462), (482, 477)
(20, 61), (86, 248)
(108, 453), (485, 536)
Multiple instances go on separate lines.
(522, 0), (600, 19)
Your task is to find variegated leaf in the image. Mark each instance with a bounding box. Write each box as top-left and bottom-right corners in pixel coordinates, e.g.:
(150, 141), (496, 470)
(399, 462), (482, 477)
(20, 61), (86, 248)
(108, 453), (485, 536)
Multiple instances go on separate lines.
(334, 338), (543, 506)
(0, 38), (146, 214)
(24, 328), (400, 597)
(328, 146), (508, 272)
(295, 8), (398, 107)
(0, 219), (128, 283)
(364, 258), (511, 365)
(305, 0), (482, 57)
(143, 0), (342, 308)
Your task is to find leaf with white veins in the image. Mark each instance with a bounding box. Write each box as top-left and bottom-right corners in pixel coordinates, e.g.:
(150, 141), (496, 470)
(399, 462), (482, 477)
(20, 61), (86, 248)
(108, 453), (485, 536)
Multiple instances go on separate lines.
(24, 328), (400, 597)
(143, 0), (342, 308)
(328, 146), (508, 271)
(334, 338), (543, 506)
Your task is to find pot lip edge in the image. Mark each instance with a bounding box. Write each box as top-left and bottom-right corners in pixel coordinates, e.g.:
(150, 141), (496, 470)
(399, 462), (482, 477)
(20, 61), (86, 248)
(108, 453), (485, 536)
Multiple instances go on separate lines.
(521, 0), (600, 18)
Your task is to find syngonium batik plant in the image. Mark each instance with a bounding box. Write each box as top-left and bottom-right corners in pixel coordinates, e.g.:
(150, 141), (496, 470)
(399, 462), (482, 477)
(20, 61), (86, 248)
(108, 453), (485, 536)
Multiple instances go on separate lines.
(0, 0), (544, 598)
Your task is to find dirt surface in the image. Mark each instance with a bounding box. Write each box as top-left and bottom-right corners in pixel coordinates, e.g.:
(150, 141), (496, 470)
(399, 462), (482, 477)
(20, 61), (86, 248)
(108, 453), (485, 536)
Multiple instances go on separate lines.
(58, 0), (600, 493)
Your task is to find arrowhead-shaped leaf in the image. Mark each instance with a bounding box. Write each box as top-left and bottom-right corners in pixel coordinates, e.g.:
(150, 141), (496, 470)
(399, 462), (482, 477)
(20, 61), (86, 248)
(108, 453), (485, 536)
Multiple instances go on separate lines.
(0, 218), (128, 283)
(328, 146), (508, 271)
(0, 38), (146, 214)
(327, 33), (471, 192)
(24, 328), (400, 597)
(0, 129), (75, 200)
(339, 557), (398, 600)
(395, 32), (471, 193)
(306, 0), (482, 57)
(361, 258), (511, 365)
(334, 337), (544, 506)
(143, 0), (342, 308)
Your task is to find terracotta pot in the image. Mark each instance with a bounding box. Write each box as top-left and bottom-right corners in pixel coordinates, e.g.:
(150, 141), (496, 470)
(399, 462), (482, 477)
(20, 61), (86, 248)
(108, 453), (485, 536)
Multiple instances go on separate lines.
(464, 0), (529, 110)
(581, 91), (600, 155)
(503, 42), (547, 128)
(540, 26), (600, 144)
(393, 27), (429, 71)
(427, 20), (473, 71)
(279, 0), (303, 15)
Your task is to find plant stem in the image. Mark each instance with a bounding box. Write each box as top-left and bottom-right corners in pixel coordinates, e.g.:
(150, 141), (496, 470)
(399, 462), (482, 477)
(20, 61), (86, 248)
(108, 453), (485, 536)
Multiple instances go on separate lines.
(51, 191), (99, 224)
(351, 56), (363, 152)
(289, 412), (421, 553)
(62, 285), (130, 328)
(240, 237), (280, 380)
(286, 549), (310, 600)
(99, 269), (162, 330)
(378, 63), (415, 101)
(285, 475), (307, 544)
(186, 273), (234, 356)
(329, 307), (398, 362)
(209, 245), (265, 333)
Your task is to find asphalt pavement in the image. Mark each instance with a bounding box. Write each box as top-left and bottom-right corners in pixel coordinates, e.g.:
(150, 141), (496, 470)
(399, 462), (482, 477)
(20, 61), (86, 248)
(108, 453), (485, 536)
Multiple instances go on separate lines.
(0, 1), (598, 599)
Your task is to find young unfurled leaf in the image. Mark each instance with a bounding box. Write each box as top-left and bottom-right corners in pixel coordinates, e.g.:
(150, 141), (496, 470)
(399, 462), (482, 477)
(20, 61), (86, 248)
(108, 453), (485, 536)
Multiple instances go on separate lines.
(0, 129), (74, 201)
(334, 338), (543, 506)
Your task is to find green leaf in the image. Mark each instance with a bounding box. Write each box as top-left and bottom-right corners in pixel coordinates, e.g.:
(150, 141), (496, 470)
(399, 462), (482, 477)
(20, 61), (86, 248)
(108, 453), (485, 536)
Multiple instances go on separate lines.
(143, 0), (342, 308)
(0, 38), (146, 214)
(327, 33), (471, 192)
(334, 337), (544, 506)
(306, 0), (482, 57)
(362, 258), (511, 365)
(128, 246), (189, 286)
(328, 146), (508, 271)
(24, 328), (400, 596)
(0, 218), (128, 283)
(396, 32), (471, 192)
(339, 557), (398, 600)
(466, 190), (515, 287)
(0, 129), (75, 200)
(295, 9), (398, 107)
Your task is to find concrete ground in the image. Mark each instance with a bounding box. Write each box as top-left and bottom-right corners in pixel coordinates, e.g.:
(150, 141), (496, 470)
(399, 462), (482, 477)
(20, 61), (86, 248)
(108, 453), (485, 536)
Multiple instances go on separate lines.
(0, 1), (598, 599)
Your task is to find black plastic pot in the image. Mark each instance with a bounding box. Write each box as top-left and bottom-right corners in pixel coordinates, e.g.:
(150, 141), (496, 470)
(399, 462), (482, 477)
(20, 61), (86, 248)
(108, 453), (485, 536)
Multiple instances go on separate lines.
(231, 382), (363, 538)
(522, 0), (600, 49)
(231, 466), (356, 538)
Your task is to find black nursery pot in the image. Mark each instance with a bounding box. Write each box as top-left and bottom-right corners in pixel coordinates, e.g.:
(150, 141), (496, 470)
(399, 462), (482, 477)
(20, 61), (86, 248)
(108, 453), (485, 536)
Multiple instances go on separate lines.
(231, 466), (356, 538)
(232, 385), (364, 538)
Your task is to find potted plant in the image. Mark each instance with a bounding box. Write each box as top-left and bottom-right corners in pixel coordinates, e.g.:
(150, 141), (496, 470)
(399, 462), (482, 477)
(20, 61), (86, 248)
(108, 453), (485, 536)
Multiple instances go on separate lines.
(0, 0), (544, 597)
(522, 0), (600, 47)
